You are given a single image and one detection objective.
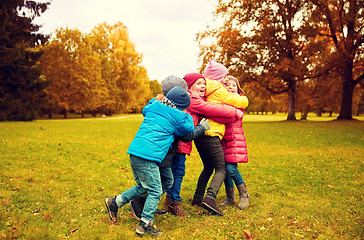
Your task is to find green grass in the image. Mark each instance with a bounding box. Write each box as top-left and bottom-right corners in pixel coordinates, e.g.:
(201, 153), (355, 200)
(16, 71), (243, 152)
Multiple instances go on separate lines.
(0, 114), (363, 239)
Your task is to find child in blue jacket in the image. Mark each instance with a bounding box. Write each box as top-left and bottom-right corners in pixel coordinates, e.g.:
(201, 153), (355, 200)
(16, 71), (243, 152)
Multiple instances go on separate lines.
(105, 86), (194, 237)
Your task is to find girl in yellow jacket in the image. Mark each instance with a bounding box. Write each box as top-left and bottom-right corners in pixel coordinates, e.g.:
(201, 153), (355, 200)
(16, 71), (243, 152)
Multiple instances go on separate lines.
(191, 60), (249, 216)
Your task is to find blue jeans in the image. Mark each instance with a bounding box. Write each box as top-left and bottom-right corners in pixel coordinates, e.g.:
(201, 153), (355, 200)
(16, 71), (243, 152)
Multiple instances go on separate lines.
(160, 167), (173, 194)
(166, 153), (186, 201)
(115, 155), (162, 223)
(224, 163), (244, 188)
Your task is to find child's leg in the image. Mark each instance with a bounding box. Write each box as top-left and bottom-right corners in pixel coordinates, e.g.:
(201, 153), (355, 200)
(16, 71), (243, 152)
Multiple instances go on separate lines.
(138, 160), (163, 225)
(193, 136), (214, 203)
(106, 154), (150, 223)
(159, 166), (173, 194)
(230, 164), (249, 210)
(166, 153), (190, 216)
(114, 155), (152, 207)
(220, 163), (236, 206)
(167, 153), (186, 202)
(226, 163), (244, 186)
(195, 136), (225, 216)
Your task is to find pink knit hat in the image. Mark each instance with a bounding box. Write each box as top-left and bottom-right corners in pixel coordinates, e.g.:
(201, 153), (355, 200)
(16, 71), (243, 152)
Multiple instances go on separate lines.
(203, 60), (228, 82)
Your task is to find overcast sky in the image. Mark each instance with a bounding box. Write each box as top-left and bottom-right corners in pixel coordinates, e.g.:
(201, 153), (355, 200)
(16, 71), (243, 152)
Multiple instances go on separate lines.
(34, 0), (217, 82)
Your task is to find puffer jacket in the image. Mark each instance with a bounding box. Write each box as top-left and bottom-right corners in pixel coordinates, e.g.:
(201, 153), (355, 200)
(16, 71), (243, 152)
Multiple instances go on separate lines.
(127, 100), (194, 163)
(177, 91), (244, 155)
(204, 78), (249, 139)
(222, 110), (248, 163)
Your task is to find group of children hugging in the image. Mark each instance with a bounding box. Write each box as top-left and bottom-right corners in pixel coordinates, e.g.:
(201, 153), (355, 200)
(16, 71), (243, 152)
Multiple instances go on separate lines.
(105, 60), (250, 237)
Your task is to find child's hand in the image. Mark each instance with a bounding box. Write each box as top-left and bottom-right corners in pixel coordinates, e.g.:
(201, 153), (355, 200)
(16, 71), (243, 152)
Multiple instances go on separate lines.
(236, 109), (244, 119)
(156, 93), (165, 101)
(199, 118), (211, 131)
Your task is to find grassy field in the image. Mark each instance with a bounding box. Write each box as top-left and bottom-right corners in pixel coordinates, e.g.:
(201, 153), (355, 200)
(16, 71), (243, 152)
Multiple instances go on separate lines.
(0, 114), (363, 239)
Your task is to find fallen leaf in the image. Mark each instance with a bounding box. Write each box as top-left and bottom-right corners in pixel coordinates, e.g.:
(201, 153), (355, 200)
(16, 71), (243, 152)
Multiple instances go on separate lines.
(243, 230), (253, 239)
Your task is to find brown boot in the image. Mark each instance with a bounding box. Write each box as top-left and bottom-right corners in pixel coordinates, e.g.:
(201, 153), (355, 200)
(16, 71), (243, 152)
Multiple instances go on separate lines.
(237, 183), (250, 210)
(168, 200), (191, 217)
(164, 195), (172, 209)
(219, 187), (236, 206)
(201, 197), (223, 216)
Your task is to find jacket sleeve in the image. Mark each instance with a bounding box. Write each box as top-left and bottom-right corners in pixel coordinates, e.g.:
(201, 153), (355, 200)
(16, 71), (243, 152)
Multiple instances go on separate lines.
(174, 113), (195, 137)
(178, 124), (205, 142)
(209, 109), (244, 123)
(189, 95), (242, 119)
(208, 116), (237, 124)
(218, 86), (249, 109)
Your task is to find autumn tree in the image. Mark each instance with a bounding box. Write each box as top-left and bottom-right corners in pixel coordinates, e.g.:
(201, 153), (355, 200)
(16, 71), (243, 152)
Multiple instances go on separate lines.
(149, 79), (162, 99)
(40, 22), (150, 117)
(39, 28), (106, 118)
(310, 0), (364, 120)
(0, 0), (50, 121)
(89, 22), (149, 115)
(197, 0), (349, 120)
(296, 71), (341, 119)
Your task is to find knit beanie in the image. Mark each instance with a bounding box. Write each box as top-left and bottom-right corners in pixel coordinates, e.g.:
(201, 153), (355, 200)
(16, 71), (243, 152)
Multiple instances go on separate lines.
(183, 73), (205, 89)
(165, 86), (191, 110)
(227, 75), (244, 95)
(203, 60), (228, 82)
(161, 75), (188, 95)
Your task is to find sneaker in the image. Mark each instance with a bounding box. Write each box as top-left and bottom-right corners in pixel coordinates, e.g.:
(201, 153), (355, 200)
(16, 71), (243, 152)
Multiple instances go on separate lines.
(201, 197), (223, 216)
(136, 220), (162, 237)
(130, 197), (167, 220)
(129, 197), (145, 220)
(105, 197), (118, 223)
(156, 209), (168, 215)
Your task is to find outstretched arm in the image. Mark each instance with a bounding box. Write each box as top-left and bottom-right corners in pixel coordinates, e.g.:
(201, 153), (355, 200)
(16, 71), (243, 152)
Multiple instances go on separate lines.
(178, 118), (210, 142)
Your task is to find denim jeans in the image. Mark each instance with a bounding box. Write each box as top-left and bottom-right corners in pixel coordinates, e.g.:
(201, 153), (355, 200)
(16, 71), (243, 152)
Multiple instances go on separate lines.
(224, 163), (244, 188)
(160, 166), (173, 194)
(115, 154), (162, 222)
(166, 153), (186, 202)
(193, 136), (226, 201)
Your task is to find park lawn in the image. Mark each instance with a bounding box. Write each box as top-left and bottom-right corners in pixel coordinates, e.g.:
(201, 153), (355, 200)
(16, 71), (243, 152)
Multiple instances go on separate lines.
(0, 114), (363, 239)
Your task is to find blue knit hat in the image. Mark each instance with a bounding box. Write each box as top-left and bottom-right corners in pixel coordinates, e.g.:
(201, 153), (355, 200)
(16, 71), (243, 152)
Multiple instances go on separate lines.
(166, 86), (191, 110)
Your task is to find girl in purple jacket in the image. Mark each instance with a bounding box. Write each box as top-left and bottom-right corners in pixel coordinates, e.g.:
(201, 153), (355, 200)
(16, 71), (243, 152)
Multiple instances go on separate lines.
(220, 75), (250, 210)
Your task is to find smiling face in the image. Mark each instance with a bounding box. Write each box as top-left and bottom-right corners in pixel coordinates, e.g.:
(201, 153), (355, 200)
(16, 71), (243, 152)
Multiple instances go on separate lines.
(225, 79), (238, 93)
(190, 78), (206, 97)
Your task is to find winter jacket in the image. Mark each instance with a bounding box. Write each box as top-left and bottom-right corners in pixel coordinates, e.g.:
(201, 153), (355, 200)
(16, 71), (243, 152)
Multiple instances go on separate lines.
(178, 91), (244, 155)
(160, 124), (206, 168)
(204, 78), (249, 139)
(222, 110), (248, 163)
(127, 100), (194, 163)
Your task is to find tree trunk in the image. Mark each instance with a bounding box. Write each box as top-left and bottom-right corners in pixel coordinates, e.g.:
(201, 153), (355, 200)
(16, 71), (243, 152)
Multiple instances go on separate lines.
(300, 105), (309, 120)
(356, 87), (364, 116)
(287, 81), (296, 120)
(338, 63), (354, 120)
(48, 109), (52, 119)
